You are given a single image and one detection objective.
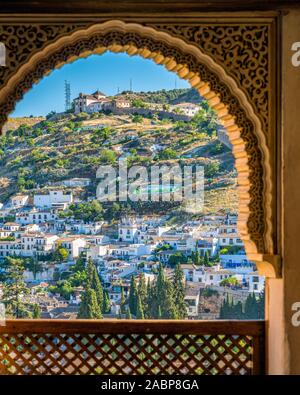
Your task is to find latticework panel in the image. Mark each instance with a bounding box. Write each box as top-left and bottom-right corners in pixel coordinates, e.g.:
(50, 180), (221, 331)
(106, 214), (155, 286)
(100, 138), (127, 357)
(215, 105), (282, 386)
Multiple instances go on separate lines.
(0, 320), (265, 375)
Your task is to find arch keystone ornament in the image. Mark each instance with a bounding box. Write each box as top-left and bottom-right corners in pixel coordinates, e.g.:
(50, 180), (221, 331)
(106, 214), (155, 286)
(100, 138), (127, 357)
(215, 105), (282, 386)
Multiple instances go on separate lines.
(0, 20), (280, 277)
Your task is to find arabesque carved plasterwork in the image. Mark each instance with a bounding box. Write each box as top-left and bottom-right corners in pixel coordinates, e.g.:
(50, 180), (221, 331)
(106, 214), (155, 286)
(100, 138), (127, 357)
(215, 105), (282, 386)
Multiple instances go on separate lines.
(146, 24), (270, 134)
(0, 20), (278, 276)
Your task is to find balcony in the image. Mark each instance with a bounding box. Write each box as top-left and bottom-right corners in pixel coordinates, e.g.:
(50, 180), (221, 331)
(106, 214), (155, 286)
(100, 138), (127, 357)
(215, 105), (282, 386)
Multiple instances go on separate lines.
(0, 320), (265, 375)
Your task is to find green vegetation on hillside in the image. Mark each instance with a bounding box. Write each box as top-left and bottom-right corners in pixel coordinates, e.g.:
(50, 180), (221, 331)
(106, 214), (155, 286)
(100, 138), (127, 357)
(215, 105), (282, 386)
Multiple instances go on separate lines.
(1, 89), (237, 216)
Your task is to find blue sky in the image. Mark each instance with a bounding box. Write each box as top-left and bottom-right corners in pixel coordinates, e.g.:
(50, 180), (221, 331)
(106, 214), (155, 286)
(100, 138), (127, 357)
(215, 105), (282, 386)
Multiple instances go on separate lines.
(12, 52), (189, 117)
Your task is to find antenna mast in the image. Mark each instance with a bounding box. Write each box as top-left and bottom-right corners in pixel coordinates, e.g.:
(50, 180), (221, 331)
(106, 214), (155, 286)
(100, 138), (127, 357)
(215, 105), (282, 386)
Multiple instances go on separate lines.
(64, 80), (71, 111)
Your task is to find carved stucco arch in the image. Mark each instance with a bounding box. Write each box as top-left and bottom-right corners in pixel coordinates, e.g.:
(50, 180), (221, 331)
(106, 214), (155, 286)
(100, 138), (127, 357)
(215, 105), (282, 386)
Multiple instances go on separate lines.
(0, 20), (278, 277)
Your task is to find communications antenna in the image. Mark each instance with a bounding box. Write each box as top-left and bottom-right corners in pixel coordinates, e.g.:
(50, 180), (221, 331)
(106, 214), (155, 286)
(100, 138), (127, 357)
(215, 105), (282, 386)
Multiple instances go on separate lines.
(64, 80), (71, 111)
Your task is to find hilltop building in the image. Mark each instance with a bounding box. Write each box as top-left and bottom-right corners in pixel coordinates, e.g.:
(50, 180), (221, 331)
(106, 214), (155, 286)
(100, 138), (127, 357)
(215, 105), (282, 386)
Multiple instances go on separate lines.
(73, 90), (107, 113)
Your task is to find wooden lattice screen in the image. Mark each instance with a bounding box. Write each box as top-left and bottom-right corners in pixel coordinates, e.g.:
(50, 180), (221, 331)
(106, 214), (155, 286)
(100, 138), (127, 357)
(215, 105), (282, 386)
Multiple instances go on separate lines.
(0, 320), (265, 375)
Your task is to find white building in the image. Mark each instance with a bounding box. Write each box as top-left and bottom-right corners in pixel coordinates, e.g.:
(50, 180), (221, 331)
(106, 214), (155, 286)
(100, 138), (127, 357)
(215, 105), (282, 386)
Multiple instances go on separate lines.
(118, 220), (139, 242)
(35, 234), (59, 257)
(197, 237), (218, 257)
(172, 102), (200, 117)
(65, 221), (103, 235)
(247, 273), (265, 293)
(2, 222), (20, 232)
(73, 90), (107, 113)
(217, 224), (243, 247)
(184, 283), (201, 318)
(86, 244), (110, 261)
(0, 232), (58, 258)
(56, 237), (86, 260)
(16, 209), (58, 225)
(9, 194), (29, 208)
(219, 253), (253, 270)
(109, 243), (153, 258)
(33, 190), (73, 209)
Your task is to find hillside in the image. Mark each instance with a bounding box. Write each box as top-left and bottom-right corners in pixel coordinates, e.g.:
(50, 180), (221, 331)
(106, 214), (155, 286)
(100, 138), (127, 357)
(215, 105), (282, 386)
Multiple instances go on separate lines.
(0, 98), (238, 219)
(116, 88), (202, 105)
(3, 116), (45, 134)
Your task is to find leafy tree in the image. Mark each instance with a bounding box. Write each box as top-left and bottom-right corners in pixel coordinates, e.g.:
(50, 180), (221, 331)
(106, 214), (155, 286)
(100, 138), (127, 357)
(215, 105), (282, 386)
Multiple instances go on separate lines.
(48, 280), (74, 300)
(132, 98), (147, 108)
(53, 245), (69, 262)
(220, 276), (240, 287)
(99, 149), (117, 165)
(157, 148), (177, 160)
(61, 200), (104, 223)
(131, 114), (144, 124)
(68, 270), (87, 287)
(205, 162), (220, 177)
(72, 254), (86, 273)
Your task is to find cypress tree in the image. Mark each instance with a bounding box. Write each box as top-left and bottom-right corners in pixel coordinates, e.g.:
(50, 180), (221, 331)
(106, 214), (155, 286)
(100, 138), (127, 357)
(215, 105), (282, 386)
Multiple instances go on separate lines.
(138, 273), (147, 312)
(173, 264), (187, 319)
(157, 305), (162, 319)
(244, 293), (257, 319)
(120, 287), (126, 314)
(126, 307), (132, 319)
(86, 258), (104, 311)
(136, 293), (144, 319)
(33, 303), (41, 318)
(128, 275), (138, 316)
(233, 301), (243, 319)
(103, 290), (111, 314)
(219, 299), (225, 319)
(192, 250), (201, 266)
(155, 263), (166, 317)
(78, 287), (102, 319)
(258, 290), (265, 319)
(204, 251), (210, 267)
(163, 280), (178, 319)
(146, 279), (154, 318)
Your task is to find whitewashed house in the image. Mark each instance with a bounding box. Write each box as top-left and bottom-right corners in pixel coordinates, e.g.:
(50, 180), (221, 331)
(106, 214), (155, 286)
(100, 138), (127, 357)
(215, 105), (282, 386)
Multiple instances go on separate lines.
(16, 209), (58, 225)
(196, 237), (218, 257)
(172, 102), (200, 117)
(3, 222), (20, 232)
(73, 90), (107, 113)
(184, 283), (201, 318)
(35, 234), (59, 257)
(56, 237), (86, 260)
(34, 190), (73, 209)
(9, 194), (29, 208)
(118, 219), (139, 242)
